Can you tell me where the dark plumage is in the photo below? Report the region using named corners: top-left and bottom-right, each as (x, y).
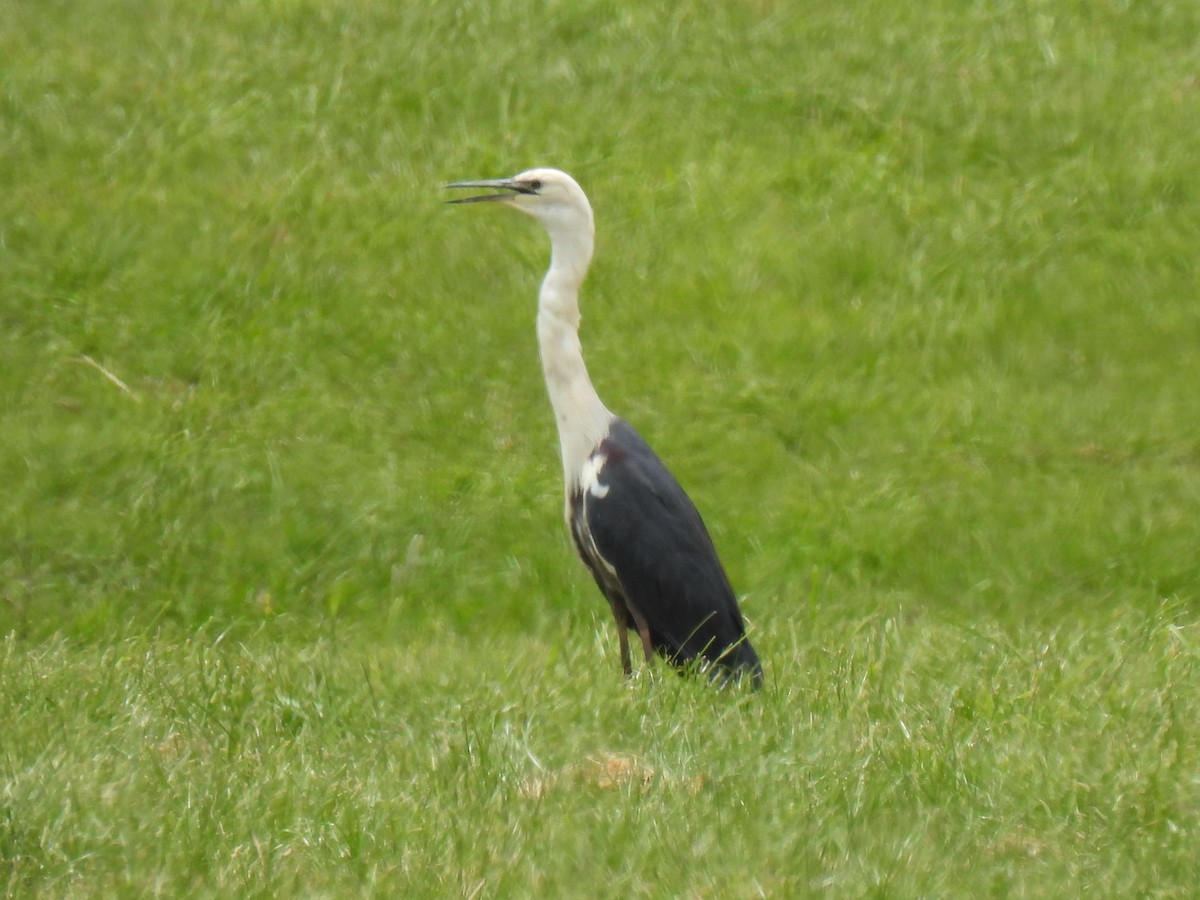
top-left (569, 420), bottom-right (762, 684)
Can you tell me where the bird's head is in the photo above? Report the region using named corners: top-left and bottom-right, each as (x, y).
top-left (445, 167), bottom-right (594, 242)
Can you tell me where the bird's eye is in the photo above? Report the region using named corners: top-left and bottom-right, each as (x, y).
top-left (529, 179), bottom-right (542, 190)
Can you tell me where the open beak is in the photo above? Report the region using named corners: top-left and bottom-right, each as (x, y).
top-left (444, 178), bottom-right (536, 204)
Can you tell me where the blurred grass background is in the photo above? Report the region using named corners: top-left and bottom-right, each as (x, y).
top-left (2, 0), bottom-right (1199, 893)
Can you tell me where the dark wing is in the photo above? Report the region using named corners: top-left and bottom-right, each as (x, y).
top-left (582, 419), bottom-right (761, 677)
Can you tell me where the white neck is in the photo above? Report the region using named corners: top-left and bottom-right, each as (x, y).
top-left (535, 216), bottom-right (614, 489)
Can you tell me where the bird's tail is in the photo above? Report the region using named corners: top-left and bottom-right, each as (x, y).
top-left (720, 637), bottom-right (763, 690)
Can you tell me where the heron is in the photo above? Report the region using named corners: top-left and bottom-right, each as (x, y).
top-left (446, 168), bottom-right (762, 687)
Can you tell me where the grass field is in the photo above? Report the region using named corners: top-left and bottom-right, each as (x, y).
top-left (3, 0), bottom-right (1199, 894)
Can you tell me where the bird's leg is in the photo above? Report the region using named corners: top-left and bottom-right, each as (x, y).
top-left (637, 625), bottom-right (655, 663)
top-left (604, 597), bottom-right (633, 676)
top-left (615, 619), bottom-right (632, 677)
top-left (626, 606), bottom-right (656, 664)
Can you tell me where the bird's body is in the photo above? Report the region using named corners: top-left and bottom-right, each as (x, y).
top-left (447, 168), bottom-right (761, 686)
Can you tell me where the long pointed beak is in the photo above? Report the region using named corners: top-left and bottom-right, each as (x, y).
top-left (444, 178), bottom-right (535, 204)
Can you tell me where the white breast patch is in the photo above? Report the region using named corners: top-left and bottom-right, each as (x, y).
top-left (581, 452), bottom-right (610, 499)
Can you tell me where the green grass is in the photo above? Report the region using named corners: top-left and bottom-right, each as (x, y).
top-left (2, 0), bottom-right (1199, 894)
top-left (4, 613), bottom-right (1199, 895)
